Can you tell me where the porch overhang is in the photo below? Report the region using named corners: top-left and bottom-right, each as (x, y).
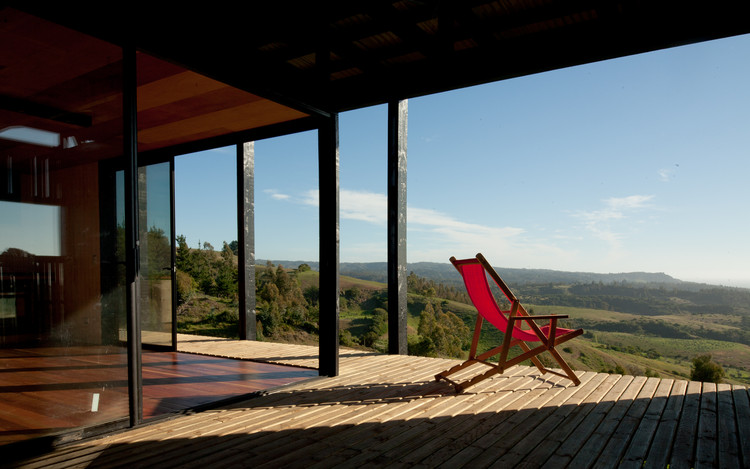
top-left (16, 1), bottom-right (750, 116)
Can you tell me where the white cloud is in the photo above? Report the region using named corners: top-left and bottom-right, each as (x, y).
top-left (296, 188), bottom-right (542, 260)
top-left (269, 188), bottom-right (669, 269)
top-left (658, 164), bottom-right (679, 182)
top-left (606, 194), bottom-right (653, 210)
top-left (304, 189), bottom-right (526, 244)
top-left (285, 188), bottom-right (579, 266)
top-left (302, 189), bottom-right (387, 224)
top-left (576, 195), bottom-right (653, 225)
top-left (264, 189), bottom-right (291, 200)
top-left (341, 190), bottom-right (387, 223)
top-left (573, 194), bottom-right (655, 258)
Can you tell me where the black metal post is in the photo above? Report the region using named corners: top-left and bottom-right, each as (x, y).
top-left (170, 156), bottom-right (177, 349)
top-left (237, 142), bottom-right (256, 340)
top-left (318, 114), bottom-right (339, 377)
top-left (387, 100), bottom-right (408, 355)
top-left (123, 44), bottom-right (143, 426)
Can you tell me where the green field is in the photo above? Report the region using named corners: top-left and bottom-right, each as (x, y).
top-left (177, 266), bottom-right (750, 385)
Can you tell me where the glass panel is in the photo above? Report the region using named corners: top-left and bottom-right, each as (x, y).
top-left (174, 149), bottom-right (239, 339)
top-left (0, 9), bottom-right (128, 446)
top-left (139, 162), bottom-right (174, 348)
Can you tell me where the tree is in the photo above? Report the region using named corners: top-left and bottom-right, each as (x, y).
top-left (221, 241), bottom-right (234, 261)
top-left (176, 235), bottom-right (190, 271)
top-left (418, 302), bottom-right (438, 338)
top-left (690, 354), bottom-right (725, 383)
top-left (416, 301), bottom-right (470, 358)
top-left (176, 270), bottom-right (196, 305)
top-left (145, 226), bottom-right (171, 279)
top-left (303, 285), bottom-right (319, 306)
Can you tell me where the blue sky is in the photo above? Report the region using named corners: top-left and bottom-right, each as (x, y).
top-left (175, 33), bottom-right (750, 287)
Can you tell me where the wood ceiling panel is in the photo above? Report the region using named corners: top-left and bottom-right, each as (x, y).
top-left (2, 8), bottom-right (311, 160)
top-left (13, 2), bottom-right (750, 122)
top-left (137, 71), bottom-right (229, 112)
top-left (133, 48), bottom-right (310, 152)
top-left (137, 100), bottom-right (308, 151)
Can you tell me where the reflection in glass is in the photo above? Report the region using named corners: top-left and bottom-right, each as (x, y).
top-left (138, 163), bottom-right (174, 348)
top-left (0, 9), bottom-right (128, 446)
top-left (0, 201), bottom-right (61, 256)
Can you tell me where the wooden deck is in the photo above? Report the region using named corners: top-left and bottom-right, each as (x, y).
top-left (9, 334), bottom-right (750, 469)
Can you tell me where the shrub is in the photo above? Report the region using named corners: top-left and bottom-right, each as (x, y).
top-left (690, 354), bottom-right (725, 383)
top-left (339, 330), bottom-right (358, 347)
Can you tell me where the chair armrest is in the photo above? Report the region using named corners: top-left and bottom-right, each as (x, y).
top-left (510, 314), bottom-right (568, 320)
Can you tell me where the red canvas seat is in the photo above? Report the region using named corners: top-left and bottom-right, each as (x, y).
top-left (436, 253), bottom-right (583, 392)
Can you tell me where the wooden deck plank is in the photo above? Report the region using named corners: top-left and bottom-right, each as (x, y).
top-left (324, 373), bottom-right (543, 468)
top-left (361, 377), bottom-right (546, 466)
top-left (475, 374), bottom-right (603, 468)
top-left (734, 385), bottom-right (750, 468)
top-left (581, 376), bottom-right (658, 469)
top-left (455, 376), bottom-right (585, 467)
top-left (7, 339), bottom-right (750, 469)
top-left (340, 368), bottom-right (532, 448)
top-left (63, 405), bottom-right (307, 468)
top-left (597, 377), bottom-right (669, 468)
top-left (544, 374), bottom-right (636, 467)
top-left (513, 373), bottom-right (622, 469)
top-left (667, 380), bottom-right (703, 469)
top-left (200, 370), bottom-right (539, 469)
top-left (91, 381), bottom-right (407, 469)
top-left (396, 377), bottom-right (562, 468)
top-left (619, 378), bottom-right (675, 466)
top-left (404, 375), bottom-right (574, 467)
top-left (152, 360), bottom-right (469, 469)
top-left (488, 372), bottom-right (609, 467)
top-left (642, 379), bottom-right (688, 469)
top-left (717, 383), bottom-right (740, 468)
top-left (263, 394), bottom-right (477, 468)
top-left (694, 382), bottom-right (718, 469)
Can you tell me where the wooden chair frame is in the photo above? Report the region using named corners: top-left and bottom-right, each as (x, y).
top-left (436, 253), bottom-right (583, 392)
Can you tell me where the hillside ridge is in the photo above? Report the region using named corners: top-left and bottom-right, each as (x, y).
top-left (260, 259), bottom-right (688, 287)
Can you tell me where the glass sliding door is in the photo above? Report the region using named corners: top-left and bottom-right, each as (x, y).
top-left (138, 161), bottom-right (175, 349)
top-left (0, 9), bottom-right (129, 446)
top-left (111, 159), bottom-right (175, 349)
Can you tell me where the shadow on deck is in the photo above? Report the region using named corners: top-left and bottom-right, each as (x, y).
top-left (9, 335), bottom-right (750, 469)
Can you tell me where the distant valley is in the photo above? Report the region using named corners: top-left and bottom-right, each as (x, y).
top-left (260, 259), bottom-right (727, 290)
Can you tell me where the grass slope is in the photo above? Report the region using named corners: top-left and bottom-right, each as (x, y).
top-left (178, 268), bottom-right (750, 385)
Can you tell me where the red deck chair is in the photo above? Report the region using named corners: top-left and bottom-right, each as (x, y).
top-left (436, 253), bottom-right (583, 392)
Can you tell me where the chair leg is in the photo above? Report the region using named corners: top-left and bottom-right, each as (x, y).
top-left (468, 314), bottom-right (483, 359)
top-left (436, 329), bottom-right (585, 391)
top-left (518, 341), bottom-right (547, 374)
top-left (547, 346), bottom-right (580, 385)
top-left (435, 359), bottom-right (479, 383)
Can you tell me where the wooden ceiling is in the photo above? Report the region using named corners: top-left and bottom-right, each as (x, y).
top-left (15, 0), bottom-right (750, 118)
top-left (135, 54), bottom-right (308, 152)
top-left (0, 8), bottom-right (309, 162)
top-left (3, 0), bottom-right (750, 166)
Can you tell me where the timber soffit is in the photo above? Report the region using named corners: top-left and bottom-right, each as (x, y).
top-left (16, 1), bottom-right (750, 116)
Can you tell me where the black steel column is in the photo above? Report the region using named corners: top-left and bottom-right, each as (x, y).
top-left (237, 142), bottom-right (256, 340)
top-left (318, 114), bottom-right (340, 377)
top-left (387, 100), bottom-right (408, 355)
top-left (123, 45), bottom-right (142, 425)
top-left (170, 157), bottom-right (177, 350)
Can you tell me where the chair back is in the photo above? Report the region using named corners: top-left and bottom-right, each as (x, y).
top-left (451, 254), bottom-right (543, 342)
top-left (451, 256), bottom-right (513, 333)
